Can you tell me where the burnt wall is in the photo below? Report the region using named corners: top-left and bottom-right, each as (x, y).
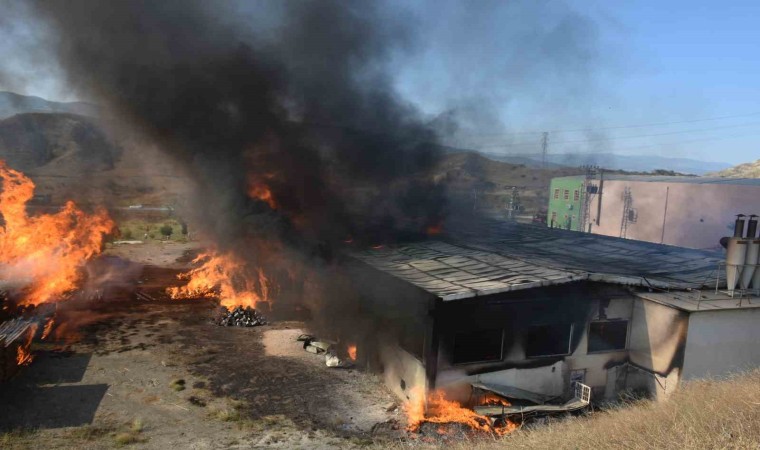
top-left (433, 281), bottom-right (636, 401)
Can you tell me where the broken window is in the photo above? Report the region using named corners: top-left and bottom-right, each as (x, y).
top-left (524, 323), bottom-right (573, 358)
top-left (587, 320), bottom-right (628, 353)
top-left (452, 329), bottom-right (504, 364)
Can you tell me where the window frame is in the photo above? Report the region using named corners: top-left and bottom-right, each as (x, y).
top-left (554, 188), bottom-right (560, 200)
top-left (586, 320), bottom-right (629, 354)
top-left (574, 189), bottom-right (580, 201)
top-left (524, 323), bottom-right (574, 359)
top-left (563, 189), bottom-right (570, 200)
top-left (451, 328), bottom-right (505, 365)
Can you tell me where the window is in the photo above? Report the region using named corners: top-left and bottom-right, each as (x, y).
top-left (452, 329), bottom-right (504, 364)
top-left (587, 321), bottom-right (628, 353)
top-left (563, 189), bottom-right (569, 200)
top-left (550, 211), bottom-right (557, 226)
top-left (524, 323), bottom-right (573, 358)
top-left (553, 188), bottom-right (560, 199)
top-left (574, 190), bottom-right (580, 201)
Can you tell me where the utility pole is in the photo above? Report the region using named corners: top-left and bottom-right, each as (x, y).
top-left (541, 132), bottom-right (549, 170)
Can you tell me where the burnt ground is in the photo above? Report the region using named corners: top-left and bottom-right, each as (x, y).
top-left (0, 243), bottom-right (404, 449)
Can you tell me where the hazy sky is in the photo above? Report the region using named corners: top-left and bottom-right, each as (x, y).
top-left (1, 0), bottom-right (758, 165)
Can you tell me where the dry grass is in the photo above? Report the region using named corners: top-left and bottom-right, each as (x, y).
top-left (390, 369), bottom-right (760, 450)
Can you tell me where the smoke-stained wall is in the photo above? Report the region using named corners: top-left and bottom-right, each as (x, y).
top-left (432, 282), bottom-right (635, 402)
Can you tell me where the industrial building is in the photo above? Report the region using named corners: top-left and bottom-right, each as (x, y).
top-left (348, 218), bottom-right (760, 410)
top-left (547, 174), bottom-right (760, 249)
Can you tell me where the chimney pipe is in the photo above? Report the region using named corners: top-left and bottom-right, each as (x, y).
top-left (734, 214), bottom-right (746, 238)
top-left (747, 214), bottom-right (758, 238)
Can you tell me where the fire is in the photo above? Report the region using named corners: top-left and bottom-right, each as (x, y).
top-left (426, 223), bottom-right (443, 235)
top-left (15, 322), bottom-right (37, 366)
top-left (167, 250), bottom-right (272, 310)
top-left (16, 345), bottom-right (32, 365)
top-left (347, 344), bottom-right (357, 361)
top-left (0, 160), bottom-right (114, 305)
top-left (405, 388), bottom-right (517, 436)
top-left (481, 392), bottom-right (511, 407)
top-left (41, 318), bottom-right (55, 340)
top-left (248, 180), bottom-right (277, 210)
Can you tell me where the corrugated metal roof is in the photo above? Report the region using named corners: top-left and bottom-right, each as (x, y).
top-left (351, 220), bottom-right (724, 301)
top-left (552, 175), bottom-right (760, 186)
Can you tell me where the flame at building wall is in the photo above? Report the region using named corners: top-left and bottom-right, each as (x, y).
top-left (405, 387), bottom-right (517, 436)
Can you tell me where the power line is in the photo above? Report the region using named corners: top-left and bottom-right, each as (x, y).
top-left (453, 110), bottom-right (760, 138)
top-left (461, 120), bottom-right (760, 150)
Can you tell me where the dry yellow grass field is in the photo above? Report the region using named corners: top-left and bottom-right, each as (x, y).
top-left (390, 369), bottom-right (760, 450)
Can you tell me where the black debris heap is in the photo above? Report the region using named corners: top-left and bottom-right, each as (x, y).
top-left (213, 306), bottom-right (267, 327)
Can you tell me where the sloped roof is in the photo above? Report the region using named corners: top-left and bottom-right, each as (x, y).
top-left (351, 220), bottom-right (724, 301)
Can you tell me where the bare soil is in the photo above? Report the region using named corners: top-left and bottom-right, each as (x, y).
top-left (0, 242), bottom-right (403, 449)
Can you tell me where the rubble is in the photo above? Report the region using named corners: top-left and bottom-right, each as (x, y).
top-left (0, 318), bottom-right (37, 381)
top-left (212, 306), bottom-right (267, 327)
top-left (297, 334), bottom-right (353, 368)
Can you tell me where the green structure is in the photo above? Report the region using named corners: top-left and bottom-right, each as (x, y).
top-left (547, 176), bottom-right (585, 230)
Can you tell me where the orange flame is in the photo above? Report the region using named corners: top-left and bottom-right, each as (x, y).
top-left (41, 318), bottom-right (55, 340)
top-left (426, 223), bottom-right (443, 236)
top-left (347, 344), bottom-right (357, 361)
top-left (481, 392), bottom-right (511, 407)
top-left (405, 388), bottom-right (516, 436)
top-left (167, 250), bottom-right (272, 310)
top-left (16, 345), bottom-right (32, 365)
top-left (248, 181), bottom-right (277, 210)
top-left (15, 323), bottom-right (38, 366)
top-left (0, 160), bottom-right (114, 305)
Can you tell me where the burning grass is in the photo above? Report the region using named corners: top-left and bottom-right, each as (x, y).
top-left (405, 388), bottom-right (517, 437)
top-left (393, 369), bottom-right (760, 450)
top-left (166, 250), bottom-right (272, 310)
top-left (0, 160), bottom-right (114, 306)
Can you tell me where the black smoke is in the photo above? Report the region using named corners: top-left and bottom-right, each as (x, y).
top-left (26, 0), bottom-right (445, 253)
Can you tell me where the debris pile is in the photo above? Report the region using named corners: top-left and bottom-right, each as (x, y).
top-left (0, 318), bottom-right (38, 381)
top-left (213, 306), bottom-right (267, 327)
top-left (297, 334), bottom-right (354, 368)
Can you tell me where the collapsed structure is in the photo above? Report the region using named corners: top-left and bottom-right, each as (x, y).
top-left (348, 218), bottom-right (760, 412)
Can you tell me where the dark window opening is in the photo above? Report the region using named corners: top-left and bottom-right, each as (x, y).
top-left (554, 189), bottom-right (560, 199)
top-left (588, 320), bottom-right (628, 353)
top-left (573, 190), bottom-right (580, 201)
top-left (525, 323), bottom-right (573, 358)
top-left (452, 329), bottom-right (504, 364)
top-left (563, 189), bottom-right (570, 200)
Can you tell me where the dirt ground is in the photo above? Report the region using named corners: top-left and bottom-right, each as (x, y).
top-left (0, 242), bottom-right (404, 449)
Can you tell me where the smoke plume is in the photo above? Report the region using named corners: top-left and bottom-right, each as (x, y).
top-left (26, 0), bottom-right (445, 254)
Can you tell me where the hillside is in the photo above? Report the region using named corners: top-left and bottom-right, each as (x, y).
top-left (0, 112), bottom-right (119, 172)
top-left (711, 158), bottom-right (760, 178)
top-left (0, 91), bottom-right (96, 119)
top-left (481, 151), bottom-right (731, 175)
top-left (437, 151), bottom-right (584, 215)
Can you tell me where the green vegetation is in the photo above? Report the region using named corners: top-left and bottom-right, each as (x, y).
top-left (169, 378), bottom-right (186, 392)
top-left (159, 224), bottom-right (174, 239)
top-left (116, 218), bottom-right (188, 242)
